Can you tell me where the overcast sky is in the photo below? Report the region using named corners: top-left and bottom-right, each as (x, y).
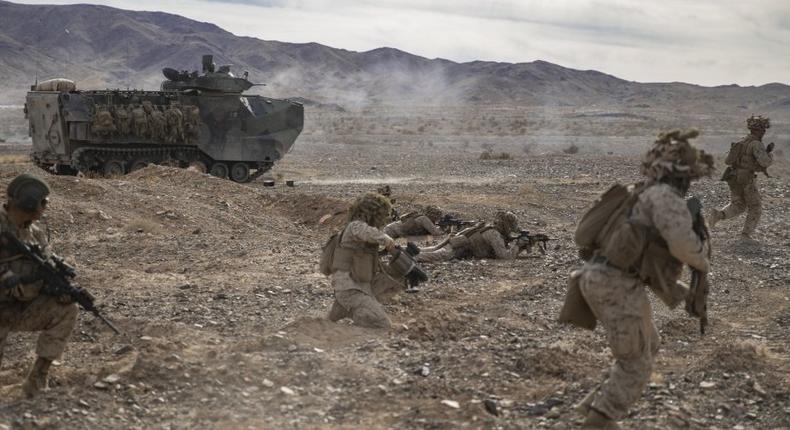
top-left (14, 0), bottom-right (790, 86)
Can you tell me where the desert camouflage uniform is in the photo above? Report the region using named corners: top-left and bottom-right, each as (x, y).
top-left (166, 105), bottom-right (185, 144)
top-left (131, 105), bottom-right (149, 138)
top-left (417, 226), bottom-right (520, 263)
top-left (91, 105), bottom-right (116, 137)
top-left (0, 208), bottom-right (78, 363)
top-left (712, 133), bottom-right (773, 237)
top-left (184, 106), bottom-right (201, 144)
top-left (578, 184), bottom-right (709, 421)
top-left (149, 107), bottom-right (167, 141)
top-left (383, 214), bottom-right (443, 238)
top-left (328, 220), bottom-right (394, 329)
top-left (113, 105), bottom-right (131, 136)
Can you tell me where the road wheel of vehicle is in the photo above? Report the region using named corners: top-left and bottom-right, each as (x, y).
top-left (129, 159), bottom-right (151, 172)
top-left (229, 162), bottom-right (251, 183)
top-left (188, 160), bottom-right (208, 173)
top-left (103, 159), bottom-right (125, 177)
top-left (209, 162), bottom-right (229, 179)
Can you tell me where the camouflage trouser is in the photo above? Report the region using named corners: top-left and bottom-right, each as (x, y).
top-left (371, 271), bottom-right (405, 304)
top-left (416, 247), bottom-right (454, 263)
top-left (0, 295), bottom-right (79, 361)
top-left (328, 272), bottom-right (391, 329)
top-left (718, 179), bottom-right (761, 236)
top-left (578, 262), bottom-right (660, 420)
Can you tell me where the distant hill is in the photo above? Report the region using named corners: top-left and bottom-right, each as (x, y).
top-left (1, 0), bottom-right (789, 113)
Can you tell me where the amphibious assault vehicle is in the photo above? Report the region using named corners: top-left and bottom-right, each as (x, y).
top-left (25, 55), bottom-right (303, 182)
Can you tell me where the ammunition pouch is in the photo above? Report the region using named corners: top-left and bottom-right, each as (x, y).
top-left (331, 241), bottom-right (378, 283)
top-left (639, 241), bottom-right (684, 307)
top-left (449, 235), bottom-right (471, 249)
top-left (720, 166), bottom-right (736, 183)
top-left (558, 270), bottom-right (597, 330)
top-left (598, 220), bottom-right (648, 272)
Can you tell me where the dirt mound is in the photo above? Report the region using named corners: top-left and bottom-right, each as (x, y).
top-left (406, 311), bottom-right (476, 342)
top-left (280, 317), bottom-right (380, 349)
top-left (705, 340), bottom-right (773, 372)
top-left (267, 193), bottom-right (350, 228)
top-left (126, 164), bottom-right (246, 192)
top-left (514, 341), bottom-right (598, 379)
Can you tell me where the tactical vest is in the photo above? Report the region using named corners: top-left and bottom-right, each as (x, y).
top-left (456, 222), bottom-right (488, 238)
top-left (0, 208), bottom-right (48, 301)
top-left (399, 211), bottom-right (417, 221)
top-left (468, 226), bottom-right (499, 258)
top-left (581, 185), bottom-right (684, 302)
top-left (330, 231), bottom-right (380, 283)
top-left (638, 234), bottom-right (685, 307)
top-left (725, 135), bottom-right (761, 171)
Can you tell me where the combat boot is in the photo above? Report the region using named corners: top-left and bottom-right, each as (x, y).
top-left (21, 357), bottom-right (52, 398)
top-left (582, 409), bottom-right (621, 430)
top-left (327, 300), bottom-right (349, 322)
top-left (707, 210), bottom-right (723, 229)
top-left (739, 233), bottom-right (759, 245)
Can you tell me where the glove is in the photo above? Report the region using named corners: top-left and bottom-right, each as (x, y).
top-left (766, 142), bottom-right (775, 153)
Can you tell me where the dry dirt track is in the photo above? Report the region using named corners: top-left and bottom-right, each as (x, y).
top-left (0, 142), bottom-right (788, 429)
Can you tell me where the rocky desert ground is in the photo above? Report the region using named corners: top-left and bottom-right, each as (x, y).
top-left (0, 106), bottom-right (789, 430)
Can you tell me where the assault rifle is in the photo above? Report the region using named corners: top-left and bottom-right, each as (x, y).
top-left (506, 230), bottom-right (551, 254)
top-left (0, 232), bottom-right (121, 334)
top-left (437, 214), bottom-right (477, 230)
top-left (759, 142), bottom-right (775, 178)
top-left (685, 197), bottom-right (710, 335)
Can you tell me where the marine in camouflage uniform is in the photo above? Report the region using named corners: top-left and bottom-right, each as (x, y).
top-left (131, 104), bottom-right (149, 138)
top-left (148, 105), bottom-right (167, 141)
top-left (0, 174), bottom-right (78, 398)
top-left (326, 193), bottom-right (397, 329)
top-left (183, 105), bottom-right (201, 144)
top-left (113, 105), bottom-right (131, 136)
top-left (708, 115), bottom-right (774, 240)
top-left (574, 130), bottom-right (712, 429)
top-left (416, 211), bottom-right (522, 263)
top-left (165, 103), bottom-right (185, 144)
top-left (383, 205), bottom-right (444, 238)
top-left (91, 105), bottom-right (116, 137)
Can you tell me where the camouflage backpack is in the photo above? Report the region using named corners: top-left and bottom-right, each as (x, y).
top-left (319, 228), bottom-right (346, 276)
top-left (724, 138), bottom-right (746, 167)
top-left (574, 183), bottom-right (646, 264)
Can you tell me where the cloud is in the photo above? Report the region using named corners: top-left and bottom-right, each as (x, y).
top-left (12, 0), bottom-right (790, 86)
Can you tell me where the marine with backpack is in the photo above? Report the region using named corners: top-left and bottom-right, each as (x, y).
top-left (559, 130), bottom-right (714, 429)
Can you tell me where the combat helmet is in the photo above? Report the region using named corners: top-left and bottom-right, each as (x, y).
top-left (493, 211), bottom-right (519, 235)
top-left (6, 173), bottom-right (50, 213)
top-left (424, 205), bottom-right (443, 223)
top-left (348, 193), bottom-right (392, 228)
top-left (746, 115), bottom-right (770, 133)
top-left (641, 129), bottom-right (714, 182)
top-left (376, 185), bottom-right (392, 197)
